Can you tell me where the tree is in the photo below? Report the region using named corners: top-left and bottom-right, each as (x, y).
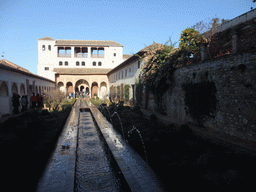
top-left (179, 27), bottom-right (200, 58)
top-left (192, 17), bottom-right (227, 60)
top-left (44, 89), bottom-right (66, 111)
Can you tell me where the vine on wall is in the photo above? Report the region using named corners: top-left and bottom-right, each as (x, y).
top-left (117, 85), bottom-right (121, 101)
top-left (124, 84), bottom-right (130, 103)
top-left (135, 80), bottom-right (143, 106)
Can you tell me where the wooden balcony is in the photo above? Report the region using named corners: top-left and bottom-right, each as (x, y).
top-left (91, 54), bottom-right (104, 58)
top-left (58, 53), bottom-right (71, 57)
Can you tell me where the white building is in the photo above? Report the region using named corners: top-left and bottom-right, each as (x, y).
top-left (0, 59), bottom-right (55, 115)
top-left (37, 37), bottom-right (131, 97)
top-left (107, 42), bottom-right (161, 103)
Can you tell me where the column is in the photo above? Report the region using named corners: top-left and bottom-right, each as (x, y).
top-left (231, 28), bottom-right (238, 54)
top-left (71, 47), bottom-right (74, 58)
top-left (88, 47), bottom-right (91, 58)
top-left (200, 43), bottom-right (209, 61)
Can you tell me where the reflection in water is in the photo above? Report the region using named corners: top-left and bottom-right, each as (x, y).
top-left (75, 111), bottom-right (126, 192)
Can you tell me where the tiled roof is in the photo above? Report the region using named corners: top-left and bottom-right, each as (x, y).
top-left (123, 54), bottom-right (133, 59)
top-left (0, 59), bottom-right (55, 83)
top-left (38, 36), bottom-right (55, 40)
top-left (107, 42), bottom-right (164, 75)
top-left (55, 39), bottom-right (123, 47)
top-left (53, 68), bottom-right (112, 75)
top-left (0, 59), bottom-right (31, 73)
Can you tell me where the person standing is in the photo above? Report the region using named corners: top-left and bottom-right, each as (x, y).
top-left (21, 95), bottom-right (27, 112)
top-left (30, 92), bottom-right (37, 109)
top-left (12, 93), bottom-right (20, 114)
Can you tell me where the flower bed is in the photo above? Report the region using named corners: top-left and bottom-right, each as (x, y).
top-left (99, 103), bottom-right (256, 191)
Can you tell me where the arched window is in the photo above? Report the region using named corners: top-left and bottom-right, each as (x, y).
top-left (42, 45), bottom-right (45, 51)
top-left (59, 61), bottom-right (63, 66)
top-left (65, 61), bottom-right (68, 66)
top-left (82, 61), bottom-right (85, 66)
top-left (93, 61), bottom-right (96, 66)
top-left (48, 45), bottom-right (51, 51)
top-left (98, 62), bottom-right (102, 66)
top-left (0, 81), bottom-right (8, 96)
top-left (76, 61), bottom-right (80, 66)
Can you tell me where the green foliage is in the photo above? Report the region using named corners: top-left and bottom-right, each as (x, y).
top-left (182, 80), bottom-right (217, 125)
top-left (141, 39), bottom-right (178, 95)
top-left (135, 80), bottom-right (143, 106)
top-left (94, 93), bottom-right (97, 97)
top-left (96, 96), bottom-right (99, 100)
top-left (110, 86), bottom-right (116, 100)
top-left (179, 27), bottom-right (200, 57)
top-left (90, 98), bottom-right (103, 106)
top-left (124, 84), bottom-right (130, 103)
top-left (117, 85), bottom-right (121, 100)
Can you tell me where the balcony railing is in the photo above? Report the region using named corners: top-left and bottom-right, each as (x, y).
top-left (91, 54), bottom-right (104, 58)
top-left (74, 53), bottom-right (88, 58)
top-left (58, 53), bottom-right (71, 57)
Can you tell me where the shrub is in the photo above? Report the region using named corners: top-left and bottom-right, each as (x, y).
top-left (124, 84), bottom-right (130, 103)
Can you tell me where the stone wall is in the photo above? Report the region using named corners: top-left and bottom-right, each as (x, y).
top-left (145, 51), bottom-right (256, 141)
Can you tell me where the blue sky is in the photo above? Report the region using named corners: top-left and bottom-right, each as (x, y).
top-left (0, 0), bottom-right (254, 75)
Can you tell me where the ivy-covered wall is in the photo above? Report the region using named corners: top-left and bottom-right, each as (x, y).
top-left (145, 50), bottom-right (256, 141)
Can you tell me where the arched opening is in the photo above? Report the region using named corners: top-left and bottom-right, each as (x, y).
top-left (75, 79), bottom-right (89, 96)
top-left (86, 87), bottom-right (89, 95)
top-left (58, 82), bottom-right (65, 92)
top-left (66, 82), bottom-right (73, 96)
top-left (100, 82), bottom-right (107, 98)
top-left (11, 83), bottom-right (18, 94)
top-left (80, 86), bottom-right (84, 92)
top-left (91, 82), bottom-right (98, 98)
top-left (0, 81), bottom-right (8, 97)
top-left (20, 84), bottom-right (25, 96)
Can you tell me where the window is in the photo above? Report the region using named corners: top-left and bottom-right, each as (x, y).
top-left (129, 68), bottom-right (131, 73)
top-left (138, 60), bottom-right (140, 68)
top-left (114, 53), bottom-right (116, 57)
top-left (45, 67), bottom-right (49, 71)
top-left (59, 61), bottom-right (63, 66)
top-left (76, 61), bottom-right (80, 66)
top-left (65, 61), bottom-right (68, 66)
top-left (125, 69), bottom-right (127, 77)
top-left (42, 45), bottom-right (45, 51)
top-left (98, 62), bottom-right (102, 66)
top-left (48, 45), bottom-right (51, 51)
top-left (93, 61), bottom-right (96, 66)
top-left (82, 61), bottom-right (85, 66)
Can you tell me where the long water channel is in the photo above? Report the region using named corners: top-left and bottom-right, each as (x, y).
top-left (75, 107), bottom-right (130, 191)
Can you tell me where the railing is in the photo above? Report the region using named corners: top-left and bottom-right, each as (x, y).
top-left (91, 54), bottom-right (104, 58)
top-left (58, 53), bottom-right (71, 57)
top-left (74, 53), bottom-right (88, 58)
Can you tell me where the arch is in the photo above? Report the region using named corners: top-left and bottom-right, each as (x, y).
top-left (75, 79), bottom-right (89, 95)
top-left (100, 81), bottom-right (107, 98)
top-left (76, 61), bottom-right (80, 66)
top-left (0, 81), bottom-right (8, 97)
top-left (11, 83), bottom-right (18, 94)
top-left (20, 84), bottom-right (25, 96)
top-left (66, 82), bottom-right (73, 94)
top-left (91, 82), bottom-right (98, 97)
